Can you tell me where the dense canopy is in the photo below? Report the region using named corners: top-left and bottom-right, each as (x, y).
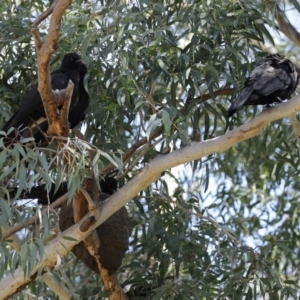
top-left (1, 0), bottom-right (300, 299)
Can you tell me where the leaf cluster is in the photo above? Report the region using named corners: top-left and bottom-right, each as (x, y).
top-left (1, 0), bottom-right (300, 299)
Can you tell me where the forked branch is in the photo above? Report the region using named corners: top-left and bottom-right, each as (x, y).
top-left (31, 0), bottom-right (73, 138)
top-left (2, 94), bottom-right (300, 299)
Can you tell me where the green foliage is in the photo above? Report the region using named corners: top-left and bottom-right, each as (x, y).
top-left (1, 0), bottom-right (300, 299)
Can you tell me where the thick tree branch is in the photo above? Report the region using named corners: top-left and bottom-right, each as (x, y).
top-left (102, 273), bottom-right (128, 300)
top-left (2, 95), bottom-right (300, 298)
top-left (42, 273), bottom-right (77, 300)
top-left (289, 114), bottom-right (300, 139)
top-left (73, 182), bottom-right (127, 299)
top-left (31, 0), bottom-right (73, 138)
top-left (1, 225), bottom-right (21, 249)
top-left (3, 220), bottom-right (74, 299)
top-left (276, 4), bottom-right (300, 48)
top-left (2, 193), bottom-right (68, 241)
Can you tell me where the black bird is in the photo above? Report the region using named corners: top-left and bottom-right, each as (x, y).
top-left (9, 177), bottom-right (130, 275)
top-left (227, 54), bottom-right (299, 117)
top-left (2, 53), bottom-right (89, 146)
top-left (9, 177), bottom-right (118, 205)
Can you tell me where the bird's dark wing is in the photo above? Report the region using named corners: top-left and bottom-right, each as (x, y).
top-left (8, 174), bottom-right (130, 274)
top-left (227, 58), bottom-right (298, 117)
top-left (227, 83), bottom-right (255, 117)
top-left (51, 71), bottom-right (70, 91)
top-left (2, 83), bottom-right (42, 132)
top-left (68, 67), bottom-right (89, 128)
top-left (227, 63), bottom-right (271, 116)
top-left (252, 63), bottom-right (292, 96)
top-left (2, 71), bottom-right (71, 140)
top-left (1, 53), bottom-right (88, 146)
top-left (100, 177), bottom-right (118, 194)
top-left (8, 177), bottom-right (117, 204)
top-left (9, 183), bottom-right (68, 204)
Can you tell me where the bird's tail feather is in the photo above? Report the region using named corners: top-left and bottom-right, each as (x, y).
top-left (227, 86), bottom-right (254, 117)
top-left (8, 184), bottom-right (68, 204)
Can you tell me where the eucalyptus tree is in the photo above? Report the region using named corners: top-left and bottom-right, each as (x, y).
top-left (1, 0), bottom-right (300, 299)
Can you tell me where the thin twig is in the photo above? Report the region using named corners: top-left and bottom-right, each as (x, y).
top-left (42, 272), bottom-right (78, 300)
top-left (2, 193), bottom-right (68, 241)
top-left (119, 136), bottom-right (164, 180)
top-left (32, 0), bottom-right (73, 138)
top-left (99, 87), bottom-right (235, 175)
top-left (137, 195), bottom-right (238, 242)
top-left (32, 0), bottom-right (60, 27)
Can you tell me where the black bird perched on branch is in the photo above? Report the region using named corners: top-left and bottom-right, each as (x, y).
top-left (59, 180), bottom-right (130, 275)
top-left (9, 177), bottom-right (130, 275)
top-left (2, 53), bottom-right (89, 146)
top-left (227, 54), bottom-right (299, 117)
top-left (10, 177), bottom-right (117, 205)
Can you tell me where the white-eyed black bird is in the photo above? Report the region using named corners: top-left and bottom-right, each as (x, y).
top-left (227, 54), bottom-right (299, 117)
top-left (2, 53), bottom-right (89, 146)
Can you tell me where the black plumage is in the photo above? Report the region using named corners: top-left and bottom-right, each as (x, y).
top-left (67, 61), bottom-right (89, 128)
top-left (9, 177), bottom-right (130, 274)
top-left (2, 53), bottom-right (89, 146)
top-left (227, 54), bottom-right (299, 117)
top-left (10, 177), bottom-right (118, 205)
